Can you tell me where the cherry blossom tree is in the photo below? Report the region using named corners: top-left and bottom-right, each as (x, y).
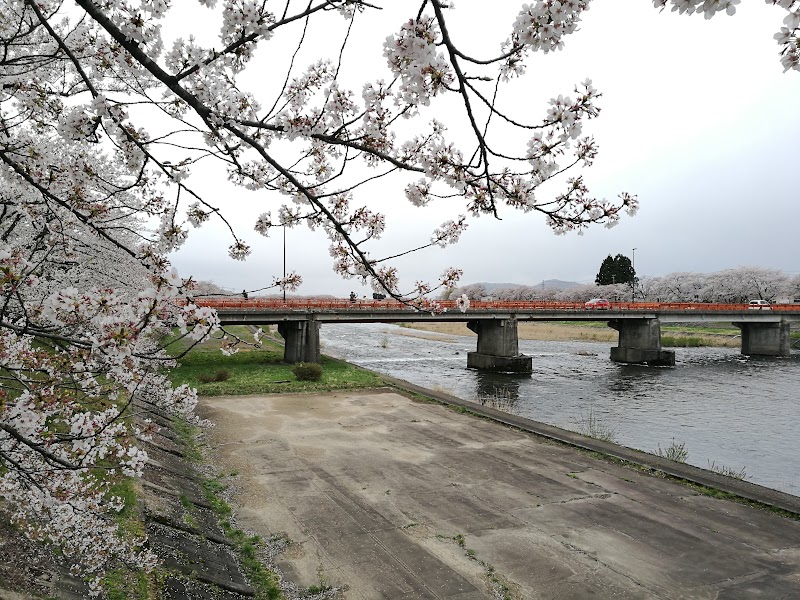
top-left (637, 268), bottom-right (792, 303)
top-left (645, 272), bottom-right (707, 302)
top-left (455, 283), bottom-right (489, 300)
top-left (1, 0), bottom-right (798, 591)
top-left (699, 267), bottom-right (790, 303)
top-left (787, 274), bottom-right (800, 301)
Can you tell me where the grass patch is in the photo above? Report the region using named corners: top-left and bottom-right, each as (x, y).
top-left (550, 321), bottom-right (741, 335)
top-left (172, 415), bottom-right (285, 599)
top-left (200, 476), bottom-right (283, 600)
top-left (661, 336), bottom-right (706, 347)
top-left (307, 584), bottom-right (334, 594)
top-left (105, 477), bottom-right (145, 539)
top-left (99, 477), bottom-right (162, 599)
top-left (103, 569), bottom-right (151, 600)
top-left (172, 418), bottom-right (204, 463)
top-left (549, 320), bottom-right (608, 328)
top-left (165, 327), bottom-right (382, 396)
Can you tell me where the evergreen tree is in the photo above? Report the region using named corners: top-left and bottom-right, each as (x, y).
top-left (595, 254), bottom-right (636, 285)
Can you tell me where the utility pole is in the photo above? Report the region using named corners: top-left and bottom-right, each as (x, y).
top-left (632, 247), bottom-right (637, 302)
top-left (283, 225), bottom-right (286, 303)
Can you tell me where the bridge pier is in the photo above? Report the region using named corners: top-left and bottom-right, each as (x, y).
top-left (466, 319), bottom-right (532, 373)
top-left (609, 319), bottom-right (675, 366)
top-left (278, 320), bottom-right (320, 363)
top-left (735, 320), bottom-right (791, 357)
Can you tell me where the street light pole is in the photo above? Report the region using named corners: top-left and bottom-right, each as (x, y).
top-left (283, 225), bottom-right (286, 303)
top-left (632, 247), bottom-right (637, 301)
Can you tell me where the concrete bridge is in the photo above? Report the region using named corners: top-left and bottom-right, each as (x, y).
top-left (196, 299), bottom-right (800, 372)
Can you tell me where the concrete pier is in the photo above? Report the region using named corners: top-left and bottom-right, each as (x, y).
top-left (735, 320), bottom-right (791, 357)
top-left (278, 320), bottom-right (320, 363)
top-left (609, 318), bottom-right (675, 366)
top-left (466, 319), bottom-right (532, 372)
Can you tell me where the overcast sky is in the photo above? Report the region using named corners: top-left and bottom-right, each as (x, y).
top-left (168, 1), bottom-right (800, 296)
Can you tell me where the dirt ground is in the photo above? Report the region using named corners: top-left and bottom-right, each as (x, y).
top-left (399, 321), bottom-right (741, 347)
top-left (199, 390), bottom-right (800, 600)
top-left (400, 321), bottom-right (617, 342)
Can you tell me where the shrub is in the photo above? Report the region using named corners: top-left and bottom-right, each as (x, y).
top-left (198, 369), bottom-right (231, 384)
top-left (292, 362), bottom-right (323, 381)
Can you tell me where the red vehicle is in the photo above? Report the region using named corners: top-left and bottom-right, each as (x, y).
top-left (584, 298), bottom-right (611, 310)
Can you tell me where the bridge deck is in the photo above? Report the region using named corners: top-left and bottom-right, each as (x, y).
top-left (194, 299), bottom-right (800, 325)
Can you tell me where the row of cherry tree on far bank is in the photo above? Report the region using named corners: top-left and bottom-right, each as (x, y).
top-left (448, 266), bottom-right (800, 304)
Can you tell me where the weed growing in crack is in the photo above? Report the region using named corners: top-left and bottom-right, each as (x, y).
top-left (449, 533), bottom-right (513, 600)
top-left (476, 387), bottom-right (519, 414)
top-left (707, 460), bottom-right (750, 481)
top-left (573, 409), bottom-right (618, 443)
top-left (655, 439), bottom-right (688, 463)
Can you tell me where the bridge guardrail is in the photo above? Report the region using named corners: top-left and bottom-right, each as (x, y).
top-left (189, 298), bottom-right (800, 313)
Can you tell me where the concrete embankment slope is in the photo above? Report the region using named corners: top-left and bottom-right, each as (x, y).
top-left (0, 397), bottom-right (257, 600)
top-left (380, 375), bottom-right (800, 516)
top-left (200, 388), bottom-right (800, 600)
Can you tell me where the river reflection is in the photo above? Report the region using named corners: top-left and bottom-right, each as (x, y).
top-left (473, 370), bottom-right (526, 400)
top-left (319, 322), bottom-right (800, 495)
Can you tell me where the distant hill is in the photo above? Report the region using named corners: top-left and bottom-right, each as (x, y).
top-left (535, 279), bottom-right (582, 290)
top-left (477, 279), bottom-right (582, 291)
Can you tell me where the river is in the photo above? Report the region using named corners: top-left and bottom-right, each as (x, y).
top-left (318, 322), bottom-right (800, 496)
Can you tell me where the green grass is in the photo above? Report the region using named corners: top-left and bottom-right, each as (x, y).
top-left (561, 321), bottom-right (741, 334)
top-left (201, 475), bottom-right (283, 599)
top-left (172, 418), bottom-right (204, 462)
top-left (103, 569), bottom-right (150, 600)
top-left (99, 477), bottom-right (159, 599)
top-left (105, 477), bottom-right (145, 538)
top-left (165, 326), bottom-right (383, 396)
top-left (552, 320), bottom-right (608, 327)
top-left (171, 416), bottom-right (284, 599)
top-left (661, 336), bottom-right (706, 347)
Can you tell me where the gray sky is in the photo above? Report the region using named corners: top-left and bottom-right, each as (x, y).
top-left (169, 1), bottom-right (800, 296)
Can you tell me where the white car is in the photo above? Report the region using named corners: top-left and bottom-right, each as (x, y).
top-left (747, 300), bottom-right (771, 310)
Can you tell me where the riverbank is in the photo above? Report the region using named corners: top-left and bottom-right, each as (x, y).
top-left (398, 321), bottom-right (743, 347)
top-left (199, 387), bottom-right (800, 599)
top-left (185, 328), bottom-right (798, 598)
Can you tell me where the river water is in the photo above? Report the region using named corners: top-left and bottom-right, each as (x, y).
top-left (319, 322), bottom-right (800, 496)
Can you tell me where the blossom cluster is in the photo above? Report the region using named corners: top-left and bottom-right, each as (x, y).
top-left (384, 18), bottom-right (454, 109)
top-left (502, 1), bottom-right (590, 78)
top-left (653, 0), bottom-right (800, 72)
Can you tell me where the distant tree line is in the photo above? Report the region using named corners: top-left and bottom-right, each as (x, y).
top-left (446, 267), bottom-right (800, 304)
